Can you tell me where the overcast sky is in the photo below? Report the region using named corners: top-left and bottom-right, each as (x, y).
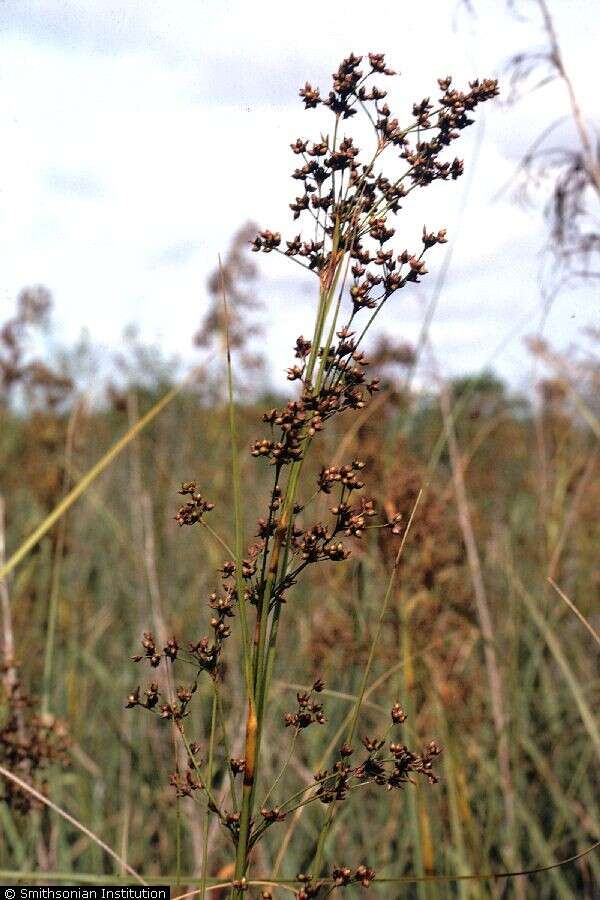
top-left (1, 0), bottom-right (598, 392)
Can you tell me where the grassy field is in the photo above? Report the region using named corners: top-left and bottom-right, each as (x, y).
top-left (1, 363), bottom-right (598, 897)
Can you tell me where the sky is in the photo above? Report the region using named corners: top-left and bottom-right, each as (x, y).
top-left (1, 0), bottom-right (598, 393)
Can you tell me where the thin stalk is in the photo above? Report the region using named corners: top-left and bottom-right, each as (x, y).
top-left (42, 400), bottom-right (80, 715)
top-left (257, 257), bottom-right (343, 707)
top-left (175, 794), bottom-right (182, 892)
top-left (214, 679), bottom-right (238, 811)
top-left (233, 247), bottom-right (347, 894)
top-left (260, 729), bottom-right (299, 810)
top-left (200, 521), bottom-right (235, 559)
top-left (402, 613), bottom-right (428, 900)
top-left (253, 302), bottom-right (335, 790)
top-left (224, 253), bottom-right (257, 893)
top-left (220, 260), bottom-right (254, 699)
top-left (200, 690), bottom-right (218, 900)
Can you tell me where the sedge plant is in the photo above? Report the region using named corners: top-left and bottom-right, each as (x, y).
top-left (126, 52), bottom-right (498, 898)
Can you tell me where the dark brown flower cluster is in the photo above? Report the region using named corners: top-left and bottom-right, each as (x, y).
top-left (169, 768), bottom-right (202, 799)
top-left (125, 678), bottom-right (199, 722)
top-left (283, 465), bottom-right (378, 567)
top-left (251, 704), bottom-right (440, 859)
top-left (169, 742), bottom-right (202, 798)
top-left (174, 482), bottom-right (215, 526)
top-left (253, 338), bottom-right (380, 466)
top-left (284, 679), bottom-right (326, 729)
top-left (295, 862), bottom-right (375, 897)
top-left (128, 599), bottom-right (237, 697)
top-left (232, 457), bottom-right (389, 618)
top-left (174, 462), bottom-right (389, 635)
top-left (260, 804), bottom-right (287, 823)
top-left (130, 630), bottom-right (178, 668)
top-left (331, 864), bottom-right (375, 889)
top-left (252, 54), bottom-right (498, 318)
top-left (127, 492), bottom-right (251, 727)
top-left (0, 676), bottom-right (69, 813)
top-left (312, 732), bottom-right (442, 806)
top-left (127, 630), bottom-right (201, 720)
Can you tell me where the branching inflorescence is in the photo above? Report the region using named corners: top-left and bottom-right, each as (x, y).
top-left (127, 53), bottom-right (498, 896)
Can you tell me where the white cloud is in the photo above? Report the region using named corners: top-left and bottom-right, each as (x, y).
top-left (0, 0), bottom-right (597, 389)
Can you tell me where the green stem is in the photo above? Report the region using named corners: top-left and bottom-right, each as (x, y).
top-left (200, 690), bottom-right (218, 900)
top-left (233, 276), bottom-right (340, 896)
top-left (214, 679), bottom-right (238, 811)
top-left (260, 729), bottom-right (298, 809)
top-left (221, 258), bottom-right (254, 701)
